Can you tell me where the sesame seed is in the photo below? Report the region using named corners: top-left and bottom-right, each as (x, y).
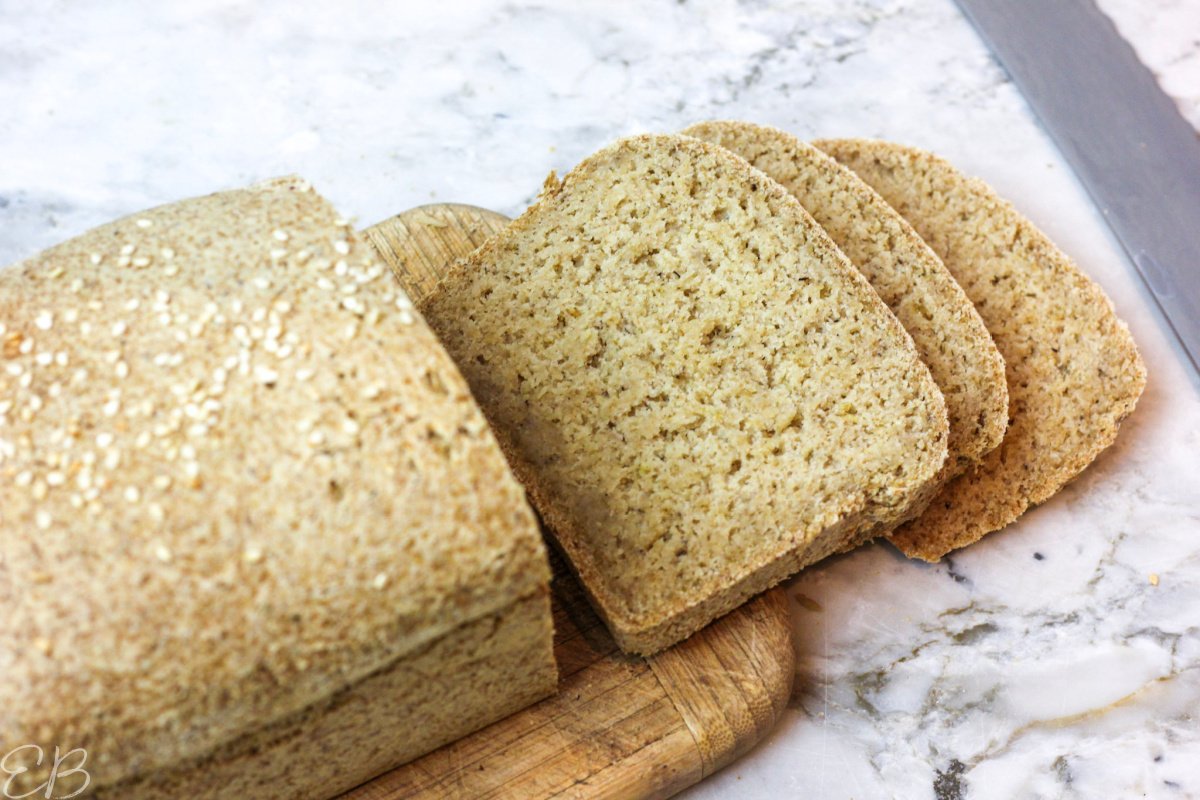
top-left (103, 399), bottom-right (120, 416)
top-left (154, 475), bottom-right (172, 490)
top-left (79, 321), bottom-right (93, 336)
top-left (132, 257), bottom-right (151, 267)
top-left (243, 545), bottom-right (264, 564)
top-left (184, 461), bottom-right (200, 479)
top-left (334, 240), bottom-right (350, 255)
top-left (19, 338), bottom-right (33, 355)
top-left (32, 481), bottom-right (48, 501)
top-left (343, 419), bottom-right (360, 435)
top-left (334, 260), bottom-right (348, 276)
top-left (163, 264), bottom-right (180, 277)
top-left (363, 384), bottom-right (382, 400)
top-left (253, 277), bottom-right (271, 290)
top-left (135, 431), bottom-right (152, 448)
top-left (5, 364), bottom-right (22, 376)
top-left (89, 253), bottom-right (103, 265)
top-left (161, 247), bottom-right (175, 259)
top-left (35, 311), bottom-right (53, 330)
top-left (84, 487), bottom-right (100, 502)
top-left (55, 352), bottom-right (68, 366)
top-left (154, 544), bottom-right (172, 562)
top-left (96, 433), bottom-right (115, 448)
top-left (395, 293), bottom-right (414, 310)
top-left (297, 418), bottom-right (314, 433)
top-left (174, 331), bottom-right (188, 344)
top-left (270, 248), bottom-right (288, 260)
top-left (296, 368), bottom-right (315, 382)
top-left (48, 383), bottom-right (62, 398)
top-left (181, 444), bottom-right (196, 461)
top-left (148, 503), bottom-right (165, 522)
top-left (121, 244), bottom-right (136, 256)
top-left (28, 395), bottom-right (44, 412)
top-left (125, 486), bottom-right (141, 503)
top-left (398, 311), bottom-right (415, 325)
top-left (263, 338), bottom-right (279, 353)
top-left (69, 494), bottom-right (84, 509)
top-left (35, 511), bottom-right (52, 530)
top-left (0, 401), bottom-right (10, 415)
top-left (252, 307), bottom-right (268, 323)
top-left (276, 345), bottom-right (293, 359)
top-left (334, 217), bottom-right (350, 227)
top-left (136, 218), bottom-right (153, 228)
top-left (115, 361), bottom-right (130, 379)
top-left (344, 323), bottom-right (358, 339)
top-left (81, 451), bottom-right (96, 466)
top-left (71, 279), bottom-right (84, 293)
top-left (341, 283), bottom-right (358, 295)
top-left (255, 366), bottom-right (280, 384)
top-left (373, 573), bottom-right (389, 589)
top-left (46, 471), bottom-right (65, 487)
top-left (317, 278), bottom-right (335, 291)
top-left (36, 352), bottom-right (53, 366)
top-left (308, 430), bottom-right (325, 446)
top-left (15, 470), bottom-right (32, 487)
top-left (19, 373), bottom-right (32, 389)
top-left (126, 298), bottom-right (140, 311)
top-left (104, 450), bottom-right (121, 470)
top-left (341, 297), bottom-right (365, 315)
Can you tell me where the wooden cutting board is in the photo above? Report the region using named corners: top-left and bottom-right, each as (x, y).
top-left (345, 204), bottom-right (795, 800)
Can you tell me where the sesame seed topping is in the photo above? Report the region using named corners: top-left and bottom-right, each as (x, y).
top-left (255, 366), bottom-right (280, 384)
top-left (48, 383), bottom-right (62, 398)
top-left (184, 461), bottom-right (200, 479)
top-left (343, 419), bottom-right (360, 435)
top-left (161, 247), bottom-right (175, 259)
top-left (317, 278), bottom-right (335, 291)
top-left (136, 218), bottom-right (153, 228)
top-left (253, 277), bottom-right (271, 290)
top-left (79, 321), bottom-right (93, 336)
top-left (35, 511), bottom-right (52, 530)
top-left (334, 261), bottom-right (348, 276)
top-left (308, 430), bottom-right (325, 446)
top-left (0, 401), bottom-right (10, 415)
top-left (363, 384), bottom-right (382, 400)
top-left (132, 257), bottom-right (151, 267)
top-left (121, 244), bottom-right (136, 256)
top-left (104, 450), bottom-right (121, 470)
top-left (19, 373), bottom-right (32, 389)
top-left (334, 217), bottom-right (350, 227)
top-left (32, 481), bottom-right (48, 501)
top-left (296, 368), bottom-right (315, 382)
top-left (276, 345), bottom-right (293, 359)
top-left (115, 361), bottom-right (130, 379)
top-left (334, 240), bottom-right (350, 255)
top-left (5, 364), bottom-right (23, 376)
top-left (164, 264), bottom-right (180, 277)
top-left (135, 431), bottom-right (152, 448)
top-left (35, 311), bottom-right (53, 330)
top-left (71, 279), bottom-right (84, 293)
top-left (373, 573), bottom-right (389, 589)
top-left (28, 395), bottom-right (44, 412)
top-left (46, 471), bottom-right (65, 487)
top-left (96, 433), bottom-right (115, 448)
top-left (55, 352), bottom-right (68, 366)
top-left (19, 338), bottom-right (33, 355)
top-left (36, 352), bottom-right (53, 366)
top-left (154, 544), bottom-right (172, 562)
top-left (148, 503), bottom-right (165, 522)
top-left (243, 545), bottom-right (264, 564)
top-left (126, 298), bottom-right (140, 311)
top-left (272, 229), bottom-right (290, 242)
top-left (15, 470), bottom-right (32, 487)
top-left (154, 475), bottom-right (172, 490)
top-left (181, 444), bottom-right (197, 461)
top-left (398, 311), bottom-right (415, 325)
top-left (125, 486), bottom-right (141, 503)
top-left (270, 248), bottom-right (288, 260)
top-left (89, 253), bottom-right (103, 265)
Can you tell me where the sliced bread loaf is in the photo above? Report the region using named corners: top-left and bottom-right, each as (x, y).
top-left (816, 139), bottom-right (1146, 560)
top-left (419, 134), bottom-right (948, 654)
top-left (0, 177), bottom-right (555, 799)
top-left (682, 121), bottom-right (1007, 492)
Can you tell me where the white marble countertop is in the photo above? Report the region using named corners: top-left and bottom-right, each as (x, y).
top-left (3, 1), bottom-right (1199, 797)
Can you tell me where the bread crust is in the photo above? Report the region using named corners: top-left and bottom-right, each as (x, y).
top-left (0, 177), bottom-right (554, 793)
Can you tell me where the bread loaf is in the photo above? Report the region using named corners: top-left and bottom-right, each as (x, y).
top-left (816, 139), bottom-right (1146, 560)
top-left (0, 177), bottom-right (555, 799)
top-left (419, 134), bottom-right (948, 654)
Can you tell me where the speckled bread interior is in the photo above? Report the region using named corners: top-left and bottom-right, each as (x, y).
top-left (816, 138), bottom-right (1146, 560)
top-left (419, 134), bottom-right (948, 655)
top-left (682, 122), bottom-right (1008, 491)
top-left (0, 177), bottom-right (555, 797)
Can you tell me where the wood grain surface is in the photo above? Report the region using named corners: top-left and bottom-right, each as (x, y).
top-left (345, 203), bottom-right (796, 800)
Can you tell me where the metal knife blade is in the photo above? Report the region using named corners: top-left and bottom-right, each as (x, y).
top-left (954, 0), bottom-right (1200, 377)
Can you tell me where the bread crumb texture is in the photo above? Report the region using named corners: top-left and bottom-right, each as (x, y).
top-left (683, 122), bottom-right (1007, 489)
top-left (422, 134), bottom-right (948, 653)
top-left (0, 177), bottom-right (551, 791)
top-left (816, 139), bottom-right (1146, 561)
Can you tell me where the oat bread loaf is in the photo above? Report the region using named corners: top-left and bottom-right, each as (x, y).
top-left (419, 134), bottom-right (948, 654)
top-left (0, 177), bottom-right (555, 799)
top-left (683, 121), bottom-right (1007, 489)
top-left (816, 139), bottom-right (1146, 560)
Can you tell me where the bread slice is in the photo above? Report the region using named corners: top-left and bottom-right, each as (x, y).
top-left (682, 122), bottom-right (1007, 491)
top-left (816, 139), bottom-right (1146, 560)
top-left (0, 177), bottom-right (555, 799)
top-left (419, 134), bottom-right (948, 654)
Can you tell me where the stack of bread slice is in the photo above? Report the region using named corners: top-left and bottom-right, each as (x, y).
top-left (418, 125), bottom-right (1145, 654)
